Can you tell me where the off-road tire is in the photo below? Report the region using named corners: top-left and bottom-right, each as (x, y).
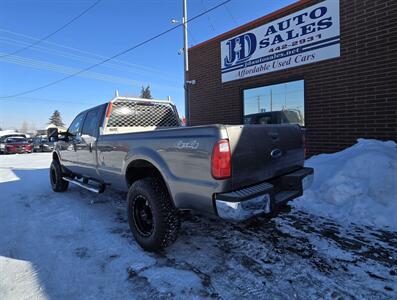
top-left (50, 160), bottom-right (69, 192)
top-left (127, 177), bottom-right (180, 252)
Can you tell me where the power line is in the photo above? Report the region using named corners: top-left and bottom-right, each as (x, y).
top-left (244, 89), bottom-right (304, 99)
top-left (0, 52), bottom-right (180, 91)
top-left (0, 28), bottom-right (172, 77)
top-left (0, 0), bottom-right (231, 99)
top-left (0, 36), bottom-right (172, 78)
top-left (0, 0), bottom-right (101, 58)
top-left (224, 3), bottom-right (238, 26)
top-left (187, 28), bottom-right (197, 45)
top-left (0, 52), bottom-right (139, 85)
top-left (201, 0), bottom-right (216, 32)
top-left (0, 95), bottom-right (93, 106)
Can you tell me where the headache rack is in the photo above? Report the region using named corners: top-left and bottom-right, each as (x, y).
top-left (102, 96), bottom-right (180, 134)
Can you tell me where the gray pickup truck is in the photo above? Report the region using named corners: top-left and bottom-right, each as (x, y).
top-left (48, 96), bottom-right (313, 251)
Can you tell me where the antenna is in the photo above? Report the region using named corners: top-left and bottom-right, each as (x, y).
top-left (115, 89), bottom-right (119, 97)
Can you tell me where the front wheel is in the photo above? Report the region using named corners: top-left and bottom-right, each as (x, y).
top-left (127, 177), bottom-right (180, 252)
top-left (50, 160), bottom-right (69, 192)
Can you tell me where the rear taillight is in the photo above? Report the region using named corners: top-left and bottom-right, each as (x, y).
top-left (105, 102), bottom-right (113, 118)
top-left (211, 139), bottom-right (231, 179)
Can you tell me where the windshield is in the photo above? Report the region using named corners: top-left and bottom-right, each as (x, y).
top-left (6, 137), bottom-right (27, 143)
top-left (282, 110), bottom-right (304, 126)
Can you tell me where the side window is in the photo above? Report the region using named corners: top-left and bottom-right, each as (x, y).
top-left (82, 109), bottom-right (99, 137)
top-left (244, 117), bottom-right (252, 124)
top-left (258, 116), bottom-right (272, 124)
top-left (68, 113), bottom-right (85, 136)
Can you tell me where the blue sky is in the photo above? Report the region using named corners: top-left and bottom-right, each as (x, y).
top-left (0, 0), bottom-right (296, 130)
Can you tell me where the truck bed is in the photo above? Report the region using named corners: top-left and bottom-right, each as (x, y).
top-left (95, 122), bottom-right (304, 214)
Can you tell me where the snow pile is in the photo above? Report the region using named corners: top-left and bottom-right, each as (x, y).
top-left (294, 139), bottom-right (397, 229)
top-left (0, 130), bottom-right (17, 137)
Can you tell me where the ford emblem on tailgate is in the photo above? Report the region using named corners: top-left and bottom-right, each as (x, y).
top-left (270, 148), bottom-right (282, 158)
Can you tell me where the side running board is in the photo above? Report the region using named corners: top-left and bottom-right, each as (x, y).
top-left (62, 177), bottom-right (105, 194)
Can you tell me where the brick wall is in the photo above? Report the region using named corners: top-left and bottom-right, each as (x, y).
top-left (187, 0), bottom-right (397, 155)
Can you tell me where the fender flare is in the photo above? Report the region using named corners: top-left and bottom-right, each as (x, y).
top-left (123, 148), bottom-right (176, 204)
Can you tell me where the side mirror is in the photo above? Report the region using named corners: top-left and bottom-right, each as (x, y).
top-left (47, 128), bottom-right (59, 142)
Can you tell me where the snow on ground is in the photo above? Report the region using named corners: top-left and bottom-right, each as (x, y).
top-left (293, 139), bottom-right (397, 230)
top-left (0, 150), bottom-right (396, 299)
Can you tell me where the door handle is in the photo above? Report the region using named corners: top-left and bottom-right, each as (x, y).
top-left (270, 148), bottom-right (282, 158)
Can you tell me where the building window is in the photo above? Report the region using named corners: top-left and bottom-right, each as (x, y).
top-left (243, 80), bottom-right (305, 126)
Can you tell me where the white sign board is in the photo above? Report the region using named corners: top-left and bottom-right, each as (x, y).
top-left (220, 0), bottom-right (340, 82)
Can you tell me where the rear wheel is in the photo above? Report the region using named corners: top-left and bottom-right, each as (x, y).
top-left (127, 177), bottom-right (180, 252)
top-left (50, 160), bottom-right (69, 192)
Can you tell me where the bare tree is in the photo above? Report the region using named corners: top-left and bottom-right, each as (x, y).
top-left (30, 122), bottom-right (37, 134)
top-left (20, 121), bottom-right (29, 133)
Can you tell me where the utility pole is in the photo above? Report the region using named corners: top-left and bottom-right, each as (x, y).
top-left (257, 95), bottom-right (260, 113)
top-left (183, 0), bottom-right (190, 125)
top-left (270, 89), bottom-right (273, 112)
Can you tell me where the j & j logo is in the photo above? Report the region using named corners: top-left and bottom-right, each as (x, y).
top-left (224, 33), bottom-right (257, 67)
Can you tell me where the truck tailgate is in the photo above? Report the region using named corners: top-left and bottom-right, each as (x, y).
top-left (226, 124), bottom-right (304, 189)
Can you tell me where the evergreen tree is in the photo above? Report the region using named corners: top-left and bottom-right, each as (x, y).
top-left (140, 85), bottom-right (152, 99)
top-left (48, 110), bottom-right (65, 127)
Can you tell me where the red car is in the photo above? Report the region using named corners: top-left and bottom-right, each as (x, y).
top-left (2, 137), bottom-right (33, 154)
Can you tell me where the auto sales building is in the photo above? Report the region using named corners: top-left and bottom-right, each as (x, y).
top-left (187, 0), bottom-right (396, 155)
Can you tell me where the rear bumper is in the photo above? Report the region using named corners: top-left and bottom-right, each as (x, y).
top-left (5, 148), bottom-right (32, 154)
top-left (214, 167), bottom-right (313, 221)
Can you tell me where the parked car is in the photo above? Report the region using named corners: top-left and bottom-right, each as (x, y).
top-left (48, 96), bottom-right (313, 251)
top-left (1, 136), bottom-right (33, 154)
top-left (33, 135), bottom-right (54, 152)
top-left (244, 109), bottom-right (304, 126)
top-left (0, 134), bottom-right (27, 154)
